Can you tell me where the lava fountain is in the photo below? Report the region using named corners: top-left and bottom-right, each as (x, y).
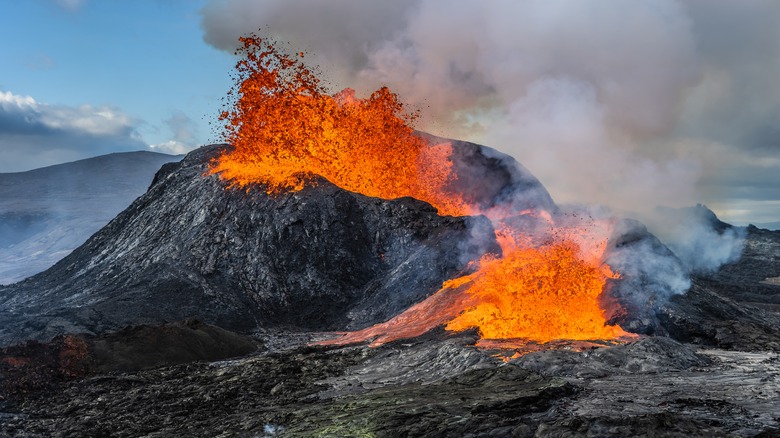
top-left (210, 36), bottom-right (469, 217)
top-left (210, 35), bottom-right (629, 347)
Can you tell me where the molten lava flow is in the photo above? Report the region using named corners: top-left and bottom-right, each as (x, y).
top-left (319, 220), bottom-right (629, 348)
top-left (209, 35), bottom-right (470, 217)
top-left (445, 233), bottom-right (627, 343)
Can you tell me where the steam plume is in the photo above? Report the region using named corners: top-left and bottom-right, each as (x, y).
top-left (200, 0), bottom-right (778, 284)
top-left (200, 0), bottom-right (779, 215)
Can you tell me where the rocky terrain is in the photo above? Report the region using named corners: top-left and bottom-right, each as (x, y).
top-left (0, 324), bottom-right (779, 436)
top-left (1, 141), bottom-right (779, 436)
top-left (703, 225), bottom-right (780, 309)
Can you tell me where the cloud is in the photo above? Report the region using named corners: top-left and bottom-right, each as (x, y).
top-left (0, 90), bottom-right (148, 172)
top-left (199, 0), bottom-right (780, 224)
top-left (149, 140), bottom-right (190, 155)
top-left (150, 111), bottom-right (198, 155)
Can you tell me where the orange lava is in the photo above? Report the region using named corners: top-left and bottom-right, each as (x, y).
top-left (209, 35), bottom-right (470, 217)
top-left (319, 230), bottom-right (628, 347)
top-left (445, 236), bottom-right (627, 343)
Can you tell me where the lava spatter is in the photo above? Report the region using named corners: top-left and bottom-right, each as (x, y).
top-left (209, 35), bottom-right (470, 217)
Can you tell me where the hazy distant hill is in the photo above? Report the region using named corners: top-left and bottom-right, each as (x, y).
top-left (752, 221), bottom-right (780, 231)
top-left (0, 151), bottom-right (181, 284)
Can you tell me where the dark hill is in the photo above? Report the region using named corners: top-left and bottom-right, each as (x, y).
top-left (0, 141), bottom-right (552, 346)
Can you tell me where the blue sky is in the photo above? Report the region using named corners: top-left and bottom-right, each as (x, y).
top-left (0, 0), bottom-right (232, 169)
top-left (1, 0), bottom-right (779, 226)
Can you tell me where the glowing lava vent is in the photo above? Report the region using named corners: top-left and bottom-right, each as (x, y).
top-left (210, 35), bottom-right (628, 347)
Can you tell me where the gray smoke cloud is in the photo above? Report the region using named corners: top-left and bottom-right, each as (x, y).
top-left (199, 0), bottom-right (780, 222)
top-left (199, 0), bottom-right (777, 287)
top-left (646, 204), bottom-right (746, 275)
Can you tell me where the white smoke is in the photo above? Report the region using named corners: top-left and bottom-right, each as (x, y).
top-left (646, 204), bottom-right (746, 275)
top-left (200, 0), bottom-right (702, 206)
top-left (199, 0), bottom-right (768, 281)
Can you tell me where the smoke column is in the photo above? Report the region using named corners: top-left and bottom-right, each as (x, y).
top-left (200, 0), bottom-right (774, 278)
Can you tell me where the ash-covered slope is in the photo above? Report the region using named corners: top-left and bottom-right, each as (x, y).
top-left (0, 141), bottom-right (551, 345)
top-left (0, 151), bottom-right (181, 284)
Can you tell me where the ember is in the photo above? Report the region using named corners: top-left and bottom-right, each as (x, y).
top-left (212, 34), bottom-right (628, 346)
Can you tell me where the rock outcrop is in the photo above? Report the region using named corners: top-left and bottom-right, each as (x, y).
top-left (0, 319), bottom-right (258, 398)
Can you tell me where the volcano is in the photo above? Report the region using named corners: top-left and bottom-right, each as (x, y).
top-left (2, 35), bottom-right (780, 436)
top-left (0, 138), bottom-right (558, 346)
top-left (1, 138), bottom-right (779, 436)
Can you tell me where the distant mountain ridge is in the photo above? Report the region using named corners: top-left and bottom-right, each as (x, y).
top-left (0, 151), bottom-right (182, 284)
top-left (751, 221), bottom-right (780, 231)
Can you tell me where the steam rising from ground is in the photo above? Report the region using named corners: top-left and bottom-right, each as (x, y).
top-left (647, 205), bottom-right (746, 275)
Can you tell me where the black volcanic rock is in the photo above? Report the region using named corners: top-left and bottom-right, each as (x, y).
top-left (0, 142), bottom-right (559, 345)
top-left (3, 332), bottom-right (780, 437)
top-left (0, 319), bottom-right (258, 398)
top-left (87, 318), bottom-right (259, 373)
top-left (601, 218), bottom-right (689, 335)
top-left (658, 280), bottom-right (780, 350)
top-left (655, 225), bottom-right (780, 350)
top-left (516, 337), bottom-right (711, 378)
top-left (0, 338), bottom-right (576, 437)
top-left (602, 216), bottom-right (780, 350)
top-left (700, 225), bottom-right (780, 308)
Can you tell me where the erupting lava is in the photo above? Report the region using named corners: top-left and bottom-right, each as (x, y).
top-left (209, 36), bottom-right (469, 217)
top-left (444, 229), bottom-right (627, 343)
top-left (212, 34), bottom-right (628, 347)
top-left (319, 221), bottom-right (628, 347)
